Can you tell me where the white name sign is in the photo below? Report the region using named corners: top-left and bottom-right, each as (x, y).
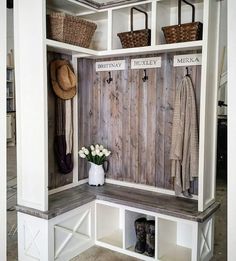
top-left (131, 57), bottom-right (162, 69)
top-left (96, 60), bottom-right (126, 71)
top-left (173, 54), bottom-right (202, 67)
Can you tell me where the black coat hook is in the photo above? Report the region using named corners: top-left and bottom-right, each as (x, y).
top-left (142, 69), bottom-right (148, 82)
top-left (186, 67), bottom-right (190, 76)
top-left (107, 71), bottom-right (113, 84)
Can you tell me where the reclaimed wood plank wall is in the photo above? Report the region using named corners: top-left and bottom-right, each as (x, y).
top-left (77, 53), bottom-right (201, 194)
top-left (47, 52), bottom-right (74, 190)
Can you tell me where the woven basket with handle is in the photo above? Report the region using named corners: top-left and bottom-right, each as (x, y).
top-left (117, 7), bottom-right (151, 48)
top-left (47, 12), bottom-right (97, 48)
top-left (162, 0), bottom-right (203, 44)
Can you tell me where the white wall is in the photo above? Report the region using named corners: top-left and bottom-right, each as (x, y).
top-left (0, 1), bottom-right (7, 261)
top-left (228, 0), bottom-right (236, 260)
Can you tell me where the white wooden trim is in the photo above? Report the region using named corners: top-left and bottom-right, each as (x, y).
top-left (72, 56), bottom-right (79, 184)
top-left (46, 39), bottom-right (98, 56)
top-left (47, 39), bottom-right (202, 58)
top-left (49, 177), bottom-right (198, 199)
top-left (48, 179), bottom-right (88, 195)
top-left (14, 0), bottom-right (48, 211)
top-left (198, 0), bottom-right (220, 212)
top-left (0, 1), bottom-right (7, 260)
top-left (228, 0), bottom-right (236, 260)
top-left (75, 41), bottom-right (203, 58)
top-left (151, 1), bottom-right (157, 46)
top-left (105, 179), bottom-right (198, 200)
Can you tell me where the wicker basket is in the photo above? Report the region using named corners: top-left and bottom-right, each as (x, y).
top-left (47, 12), bottom-right (97, 48)
top-left (117, 7), bottom-right (151, 48)
top-left (162, 0), bottom-right (203, 44)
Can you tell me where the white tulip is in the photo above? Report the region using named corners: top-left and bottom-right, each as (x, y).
top-left (95, 149), bottom-right (100, 155)
top-left (99, 152), bottom-right (104, 157)
top-left (82, 147), bottom-right (86, 152)
top-left (90, 145), bottom-right (95, 151)
top-left (84, 149), bottom-right (89, 155)
top-left (99, 145), bottom-right (104, 150)
top-left (79, 152), bottom-right (86, 158)
top-left (95, 144), bottom-right (100, 149)
top-left (79, 150), bottom-right (84, 154)
top-left (102, 148), bottom-right (108, 154)
top-left (91, 151), bottom-right (96, 157)
top-left (105, 150), bottom-right (111, 157)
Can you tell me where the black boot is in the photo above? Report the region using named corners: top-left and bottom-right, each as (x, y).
top-left (145, 220), bottom-right (155, 257)
top-left (134, 218), bottom-right (147, 254)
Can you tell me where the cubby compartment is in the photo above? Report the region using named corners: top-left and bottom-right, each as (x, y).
top-left (112, 3), bottom-right (152, 50)
top-left (96, 203), bottom-right (123, 248)
top-left (125, 210), bottom-right (156, 259)
top-left (158, 218), bottom-right (194, 261)
top-left (79, 11), bottom-right (108, 51)
top-left (156, 0), bottom-right (204, 45)
top-left (46, 1), bottom-right (108, 51)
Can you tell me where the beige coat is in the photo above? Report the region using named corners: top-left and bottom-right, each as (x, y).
top-left (170, 76), bottom-right (199, 195)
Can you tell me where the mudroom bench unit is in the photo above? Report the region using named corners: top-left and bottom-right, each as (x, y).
top-left (14, 0), bottom-right (220, 260)
top-left (17, 184), bottom-right (220, 261)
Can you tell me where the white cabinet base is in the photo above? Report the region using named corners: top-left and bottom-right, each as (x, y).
top-left (18, 200), bottom-right (214, 261)
top-left (18, 202), bottom-right (95, 261)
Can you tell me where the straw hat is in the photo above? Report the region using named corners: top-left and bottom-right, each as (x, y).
top-left (50, 59), bottom-right (77, 100)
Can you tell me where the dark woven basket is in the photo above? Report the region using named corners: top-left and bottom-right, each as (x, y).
top-left (162, 0), bottom-right (203, 44)
top-left (117, 7), bottom-right (151, 48)
top-left (47, 12), bottom-right (97, 48)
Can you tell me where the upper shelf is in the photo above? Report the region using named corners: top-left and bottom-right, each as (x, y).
top-left (46, 0), bottom-right (204, 57)
top-left (46, 39), bottom-right (203, 58)
top-left (46, 39), bottom-right (98, 57)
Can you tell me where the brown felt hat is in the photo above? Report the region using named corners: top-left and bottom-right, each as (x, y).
top-left (50, 59), bottom-right (77, 100)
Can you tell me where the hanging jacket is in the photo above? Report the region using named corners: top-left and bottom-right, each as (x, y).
top-left (170, 75), bottom-right (199, 195)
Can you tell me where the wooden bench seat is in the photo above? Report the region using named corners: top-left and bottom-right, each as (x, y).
top-left (16, 183), bottom-right (220, 222)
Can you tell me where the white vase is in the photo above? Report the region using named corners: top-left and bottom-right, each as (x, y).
top-left (88, 162), bottom-right (105, 186)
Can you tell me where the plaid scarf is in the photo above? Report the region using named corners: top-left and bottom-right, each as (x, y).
top-left (54, 97), bottom-right (73, 174)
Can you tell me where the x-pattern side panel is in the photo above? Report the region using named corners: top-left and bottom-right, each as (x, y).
top-left (199, 219), bottom-right (212, 259)
top-left (23, 222), bottom-right (41, 260)
top-left (54, 209), bottom-right (91, 259)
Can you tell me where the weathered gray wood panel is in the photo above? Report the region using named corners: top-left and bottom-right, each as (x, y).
top-left (17, 184), bottom-right (220, 222)
top-left (77, 53), bottom-right (201, 194)
top-left (47, 52), bottom-right (73, 190)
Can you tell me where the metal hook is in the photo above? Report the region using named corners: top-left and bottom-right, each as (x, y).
top-left (106, 71), bottom-right (113, 84)
top-left (142, 69), bottom-right (148, 82)
top-left (185, 67), bottom-right (190, 76)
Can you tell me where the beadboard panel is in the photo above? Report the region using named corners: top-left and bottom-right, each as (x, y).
top-left (47, 52), bottom-right (73, 190)
top-left (78, 53), bottom-right (201, 193)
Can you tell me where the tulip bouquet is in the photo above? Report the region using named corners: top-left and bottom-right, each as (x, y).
top-left (79, 144), bottom-right (111, 165)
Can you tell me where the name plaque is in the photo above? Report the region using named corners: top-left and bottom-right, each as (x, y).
top-left (173, 54), bottom-right (202, 67)
top-left (131, 57), bottom-right (162, 69)
top-left (96, 60), bottom-right (126, 71)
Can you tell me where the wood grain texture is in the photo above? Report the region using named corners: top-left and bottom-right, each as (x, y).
top-left (17, 184), bottom-right (220, 222)
top-left (77, 53), bottom-right (201, 194)
top-left (47, 52), bottom-right (73, 190)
